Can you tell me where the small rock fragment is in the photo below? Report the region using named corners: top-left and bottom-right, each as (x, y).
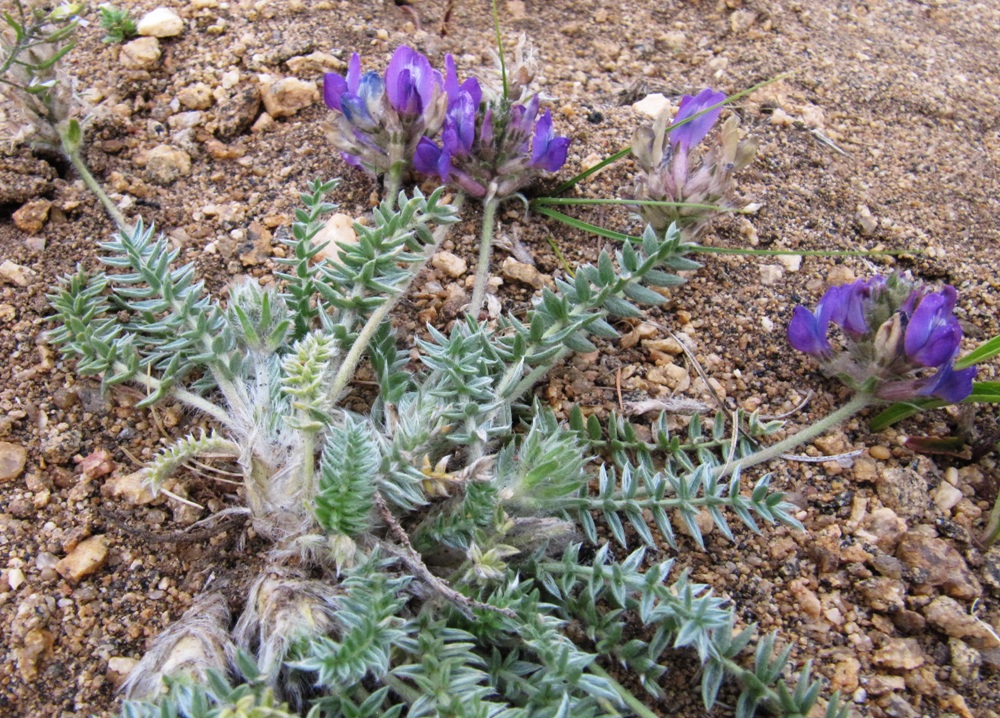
top-left (12, 199), bottom-right (51, 233)
top-left (862, 508), bottom-right (908, 552)
top-left (759, 264), bottom-right (783, 285)
top-left (776, 254), bottom-right (801, 272)
top-left (876, 467), bottom-right (927, 518)
top-left (119, 37), bottom-right (161, 70)
top-left (873, 637), bottom-right (925, 670)
top-left (55, 535), bottom-right (109, 582)
top-left (924, 596), bottom-right (999, 649)
top-left (500, 257), bottom-right (545, 288)
top-left (857, 204), bottom-right (878, 235)
top-left (137, 7), bottom-right (184, 37)
top-left (103, 470), bottom-right (157, 505)
top-left (178, 82), bottom-right (214, 110)
top-left (826, 265), bottom-right (856, 287)
top-left (931, 482), bottom-right (963, 513)
top-left (215, 86), bottom-right (261, 138)
top-left (6, 567), bottom-right (25, 590)
top-left (830, 656), bottom-right (860, 693)
top-left (896, 533), bottom-right (981, 600)
top-left (77, 449), bottom-right (115, 480)
top-left (16, 628), bottom-right (53, 681)
top-left (0, 260), bottom-right (32, 287)
top-left (106, 656), bottom-right (139, 688)
top-left (432, 251), bottom-right (468, 279)
top-left (145, 144), bottom-right (192, 184)
top-left (0, 441), bottom-right (28, 482)
top-left (286, 51), bottom-right (346, 75)
top-left (313, 213), bottom-right (357, 263)
top-left (259, 76), bottom-right (319, 118)
top-left (948, 638), bottom-right (981, 685)
top-left (632, 93), bottom-right (672, 118)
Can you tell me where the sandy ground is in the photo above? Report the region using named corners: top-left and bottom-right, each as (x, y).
top-left (2, 0), bottom-right (1000, 715)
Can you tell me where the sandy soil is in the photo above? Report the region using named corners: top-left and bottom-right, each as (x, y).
top-left (2, 0), bottom-right (1000, 716)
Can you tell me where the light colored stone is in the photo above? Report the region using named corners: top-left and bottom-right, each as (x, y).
top-left (873, 637), bottom-right (925, 670)
top-left (106, 656), bottom-right (138, 688)
top-left (432, 251), bottom-right (468, 279)
top-left (259, 76), bottom-right (319, 118)
top-left (12, 200), bottom-right (50, 233)
top-left (0, 441), bottom-right (28, 482)
top-left (55, 535), bottom-right (109, 582)
top-left (876, 466), bottom-right (927, 518)
top-left (500, 257), bottom-right (545, 288)
top-left (16, 628), bottom-right (52, 681)
top-left (896, 533), bottom-right (982, 600)
top-left (932, 482), bottom-right (964, 513)
top-left (659, 31), bottom-right (687, 52)
top-left (862, 508), bottom-right (908, 552)
top-left (0, 260), bottom-right (32, 287)
top-left (776, 253), bottom-right (801, 272)
top-left (857, 204), bottom-right (878, 235)
top-left (830, 655), bottom-right (861, 694)
top-left (949, 638), bottom-right (981, 686)
top-left (137, 7), bottom-right (184, 37)
top-left (313, 213), bottom-right (357, 263)
top-left (145, 144), bottom-right (191, 184)
top-left (632, 93), bottom-right (672, 118)
top-left (759, 264), bottom-right (783, 285)
top-left (924, 596), bottom-right (999, 650)
top-left (826, 265), bottom-right (856, 287)
top-left (6, 567), bottom-right (25, 590)
top-left (119, 37), bottom-right (161, 70)
top-left (286, 51), bottom-right (347, 75)
top-left (178, 82), bottom-right (213, 110)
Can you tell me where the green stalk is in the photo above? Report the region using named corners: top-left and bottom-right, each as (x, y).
top-left (588, 663), bottom-right (659, 718)
top-left (714, 393), bottom-right (875, 479)
top-left (469, 195), bottom-right (499, 317)
top-left (63, 138), bottom-right (129, 232)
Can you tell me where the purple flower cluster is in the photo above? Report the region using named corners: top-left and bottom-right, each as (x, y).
top-left (788, 274), bottom-right (976, 402)
top-left (323, 46), bottom-right (569, 198)
top-left (632, 89), bottom-right (756, 238)
top-left (323, 46), bottom-right (447, 176)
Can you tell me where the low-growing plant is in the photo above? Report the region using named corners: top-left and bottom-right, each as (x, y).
top-left (98, 4), bottom-right (137, 44)
top-left (49, 177), bottom-right (849, 717)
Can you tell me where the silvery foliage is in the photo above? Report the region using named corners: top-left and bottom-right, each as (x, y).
top-left (49, 180), bottom-right (847, 718)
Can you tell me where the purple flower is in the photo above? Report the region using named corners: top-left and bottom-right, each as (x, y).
top-left (323, 46), bottom-right (447, 178)
top-left (411, 60), bottom-right (570, 201)
top-left (787, 286), bottom-right (840, 358)
top-left (914, 362), bottom-right (977, 403)
top-left (385, 46), bottom-right (441, 118)
top-left (530, 110), bottom-right (570, 172)
top-left (670, 89), bottom-right (726, 152)
top-left (788, 273), bottom-right (975, 403)
top-left (903, 286), bottom-right (963, 368)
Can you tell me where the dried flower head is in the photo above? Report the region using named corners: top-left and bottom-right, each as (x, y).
top-left (788, 273), bottom-right (976, 402)
top-left (632, 88), bottom-right (757, 239)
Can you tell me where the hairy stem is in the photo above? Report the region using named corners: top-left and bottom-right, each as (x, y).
top-left (469, 196), bottom-right (499, 318)
top-left (714, 392), bottom-right (875, 479)
top-left (64, 144), bottom-right (129, 232)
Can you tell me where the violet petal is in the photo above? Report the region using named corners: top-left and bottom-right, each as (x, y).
top-left (670, 88), bottom-right (726, 151)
